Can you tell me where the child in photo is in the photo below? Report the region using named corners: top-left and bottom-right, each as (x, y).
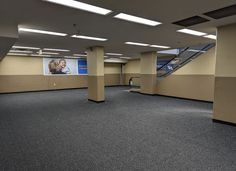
top-left (58, 59), bottom-right (71, 74)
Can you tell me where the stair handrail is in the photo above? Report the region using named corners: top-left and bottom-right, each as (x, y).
top-left (159, 43), bottom-right (214, 77)
top-left (157, 47), bottom-right (190, 71)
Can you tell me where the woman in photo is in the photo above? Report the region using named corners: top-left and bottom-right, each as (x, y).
top-left (48, 59), bottom-right (65, 74)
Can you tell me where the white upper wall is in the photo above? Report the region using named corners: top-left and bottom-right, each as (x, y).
top-left (104, 63), bottom-right (121, 74)
top-left (0, 56), bottom-right (43, 75)
top-left (124, 59), bottom-right (140, 74)
top-left (0, 56), bottom-right (122, 75)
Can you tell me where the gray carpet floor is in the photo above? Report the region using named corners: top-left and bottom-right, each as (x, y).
top-left (0, 87), bottom-right (236, 171)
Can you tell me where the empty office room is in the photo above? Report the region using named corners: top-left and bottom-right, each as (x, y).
top-left (0, 0), bottom-right (236, 170)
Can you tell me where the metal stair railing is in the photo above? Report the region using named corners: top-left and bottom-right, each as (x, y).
top-left (157, 43), bottom-right (215, 77)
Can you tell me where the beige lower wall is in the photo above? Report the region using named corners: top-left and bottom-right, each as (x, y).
top-left (213, 77), bottom-right (236, 123)
top-left (105, 74), bottom-right (121, 86)
top-left (156, 75), bottom-right (215, 101)
top-left (123, 74), bottom-right (214, 101)
top-left (124, 73), bottom-right (140, 86)
top-left (0, 74), bottom-right (120, 93)
top-left (0, 73), bottom-right (215, 102)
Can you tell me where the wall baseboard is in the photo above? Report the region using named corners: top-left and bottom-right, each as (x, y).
top-left (105, 85), bottom-right (126, 87)
top-left (212, 119), bottom-right (236, 127)
top-left (133, 91), bottom-right (155, 96)
top-left (129, 91), bottom-right (213, 103)
top-left (156, 94), bottom-right (213, 103)
top-left (0, 87), bottom-right (87, 95)
top-left (0, 85), bottom-right (127, 95)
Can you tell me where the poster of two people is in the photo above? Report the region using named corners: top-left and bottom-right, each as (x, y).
top-left (43, 58), bottom-right (87, 75)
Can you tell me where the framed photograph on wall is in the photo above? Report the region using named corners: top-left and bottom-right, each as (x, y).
top-left (43, 58), bottom-right (79, 75)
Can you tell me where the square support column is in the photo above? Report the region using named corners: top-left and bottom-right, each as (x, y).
top-left (87, 46), bottom-right (105, 102)
top-left (140, 51), bottom-right (157, 95)
top-left (213, 23), bottom-right (236, 124)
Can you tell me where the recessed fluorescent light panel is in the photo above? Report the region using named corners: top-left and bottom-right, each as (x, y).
top-left (125, 42), bottom-right (149, 47)
top-left (19, 28), bottom-right (67, 36)
top-left (73, 54), bottom-right (87, 57)
top-left (43, 48), bottom-right (70, 52)
top-left (177, 29), bottom-right (206, 36)
top-left (64, 56), bottom-right (82, 59)
top-left (158, 49), bottom-right (180, 55)
top-left (120, 57), bottom-right (131, 59)
top-left (7, 53), bottom-right (28, 56)
top-left (187, 49), bottom-right (206, 53)
top-left (114, 13), bottom-right (161, 26)
top-left (204, 34), bottom-right (217, 40)
top-left (150, 45), bottom-right (170, 49)
top-left (125, 42), bottom-right (170, 48)
top-left (43, 0), bottom-right (112, 15)
top-left (31, 54), bottom-right (51, 57)
top-left (37, 52), bottom-right (59, 55)
top-left (9, 50), bottom-right (33, 53)
top-left (13, 46), bottom-right (40, 50)
top-left (106, 53), bottom-right (123, 56)
top-left (71, 35), bottom-right (107, 41)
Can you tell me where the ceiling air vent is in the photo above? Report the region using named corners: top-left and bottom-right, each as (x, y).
top-left (172, 16), bottom-right (209, 27)
top-left (204, 4), bottom-right (236, 19)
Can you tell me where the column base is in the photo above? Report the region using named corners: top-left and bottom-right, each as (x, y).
top-left (88, 99), bottom-right (105, 103)
top-left (212, 119), bottom-right (236, 127)
top-left (139, 92), bottom-right (156, 96)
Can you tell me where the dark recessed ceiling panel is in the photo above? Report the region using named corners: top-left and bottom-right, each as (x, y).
top-left (204, 4), bottom-right (236, 19)
top-left (172, 16), bottom-right (210, 27)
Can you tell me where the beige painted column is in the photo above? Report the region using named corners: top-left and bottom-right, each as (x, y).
top-left (213, 23), bottom-right (236, 124)
top-left (140, 51), bottom-right (157, 95)
top-left (87, 46), bottom-right (105, 102)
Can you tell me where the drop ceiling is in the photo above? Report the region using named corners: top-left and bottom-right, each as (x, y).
top-left (1, 0), bottom-right (236, 58)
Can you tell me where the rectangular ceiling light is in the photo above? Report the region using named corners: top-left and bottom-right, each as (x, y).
top-left (19, 28), bottom-right (67, 36)
top-left (120, 57), bottom-right (131, 59)
top-left (73, 54), bottom-right (87, 57)
top-left (187, 49), bottom-right (206, 53)
top-left (150, 45), bottom-right (170, 49)
top-left (125, 42), bottom-right (149, 47)
top-left (177, 29), bottom-right (206, 36)
top-left (64, 56), bottom-right (82, 59)
top-left (114, 13), bottom-right (161, 26)
top-left (31, 54), bottom-right (51, 57)
top-left (43, 48), bottom-right (70, 52)
top-left (204, 34), bottom-right (217, 40)
top-left (9, 50), bottom-right (33, 53)
top-left (38, 52), bottom-right (59, 55)
top-left (106, 53), bottom-right (123, 56)
top-left (158, 49), bottom-right (180, 55)
top-left (13, 46), bottom-right (40, 50)
top-left (71, 35), bottom-right (107, 41)
top-left (43, 0), bottom-right (112, 15)
top-left (7, 53), bottom-right (28, 56)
